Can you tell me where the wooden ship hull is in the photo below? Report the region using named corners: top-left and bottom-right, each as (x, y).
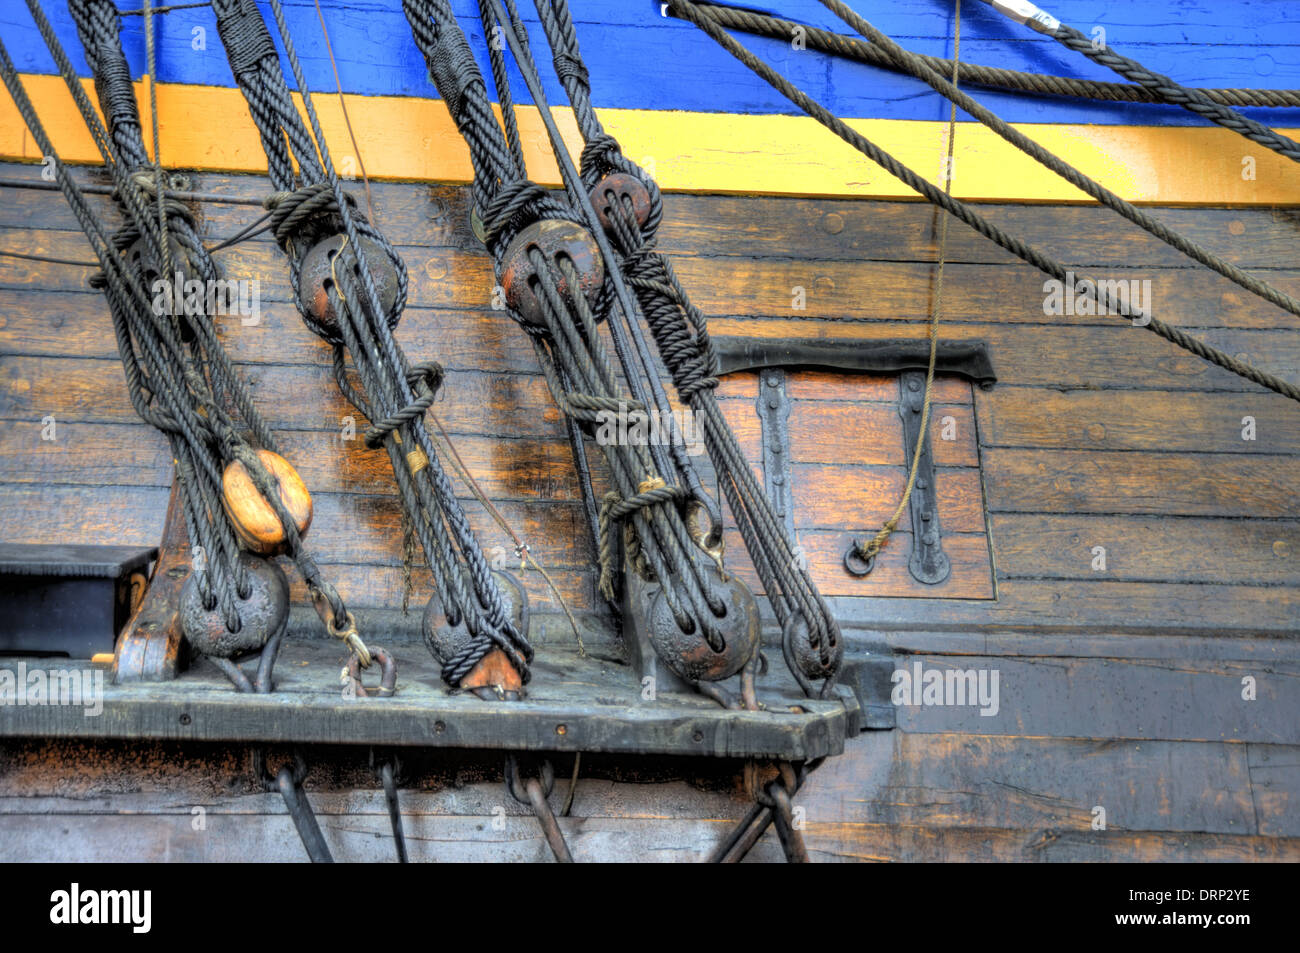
top-left (0, 0), bottom-right (1296, 862)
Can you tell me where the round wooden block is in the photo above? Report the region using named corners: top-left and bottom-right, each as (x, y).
top-left (221, 450), bottom-right (313, 556)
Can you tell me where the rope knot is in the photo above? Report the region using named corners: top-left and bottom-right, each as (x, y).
top-left (553, 51), bottom-right (589, 90)
top-left (480, 180), bottom-right (567, 250)
top-left (362, 361), bottom-right (444, 448)
top-left (579, 132), bottom-right (622, 177)
top-left (264, 184), bottom-right (359, 252)
top-left (595, 476), bottom-right (683, 601)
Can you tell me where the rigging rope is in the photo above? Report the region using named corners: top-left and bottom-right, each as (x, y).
top-left (209, 0), bottom-right (532, 688)
top-left (667, 0), bottom-right (1300, 405)
top-left (513, 0), bottom-right (844, 694)
top-left (671, 3), bottom-right (1300, 110)
top-left (704, 1), bottom-right (1300, 335)
top-left (2, 0), bottom-right (368, 665)
top-left (978, 1), bottom-right (1300, 163)
top-left (405, 0), bottom-right (831, 700)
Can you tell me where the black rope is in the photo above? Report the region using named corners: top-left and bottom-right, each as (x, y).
top-left (527, 0), bottom-right (843, 693)
top-left (405, 0), bottom-right (744, 663)
top-left (667, 0), bottom-right (1300, 405)
top-left (1045, 21), bottom-right (1300, 163)
top-left (210, 0), bottom-right (532, 685)
top-left (9, 0), bottom-right (363, 654)
top-left (669, 3), bottom-right (1300, 110)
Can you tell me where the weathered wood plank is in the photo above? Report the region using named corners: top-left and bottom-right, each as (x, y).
top-left (1248, 744), bottom-right (1299, 837)
top-left (0, 288), bottom-right (543, 374)
top-left (976, 386), bottom-right (1300, 454)
top-left (984, 448), bottom-right (1300, 518)
top-left (0, 483), bottom-right (593, 570)
top-left (8, 225), bottom-right (1300, 332)
top-left (12, 171), bottom-right (1296, 271)
top-left (802, 732), bottom-right (1260, 834)
top-left (891, 631), bottom-right (1300, 664)
top-left (0, 355), bottom-right (567, 436)
top-left (993, 513), bottom-right (1300, 585)
top-left (792, 464), bottom-right (985, 531)
top-left (886, 656), bottom-right (1300, 744)
top-left (726, 528), bottom-right (995, 600)
top-left (7, 303), bottom-right (1298, 399)
top-left (822, 577), bottom-right (1300, 635)
top-left (1, 729), bottom-right (1293, 860)
top-left (0, 419), bottom-right (584, 503)
top-left (2, 812), bottom-right (1293, 862)
top-left (0, 641), bottom-right (852, 760)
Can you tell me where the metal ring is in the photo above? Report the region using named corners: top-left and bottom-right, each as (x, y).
top-left (504, 755), bottom-right (556, 805)
top-left (326, 608), bottom-right (357, 639)
top-left (843, 544), bottom-right (876, 577)
top-left (252, 747), bottom-right (308, 792)
top-left (346, 648), bottom-right (397, 698)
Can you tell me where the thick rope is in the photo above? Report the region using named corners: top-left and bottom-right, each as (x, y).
top-left (673, 3), bottom-right (1300, 109)
top-left (14, 1), bottom-right (362, 654)
top-left (405, 0), bottom-right (739, 661)
top-left (1047, 22), bottom-right (1300, 163)
top-left (668, 0), bottom-right (1300, 405)
top-left (210, 0), bottom-right (532, 684)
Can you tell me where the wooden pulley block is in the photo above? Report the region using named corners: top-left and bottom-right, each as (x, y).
top-left (647, 564), bottom-right (760, 684)
top-left (221, 449), bottom-right (313, 556)
top-left (589, 172), bottom-right (652, 232)
top-left (783, 611), bottom-right (844, 686)
top-left (500, 219), bottom-right (605, 328)
top-left (296, 233), bottom-right (401, 338)
top-left (423, 570), bottom-right (530, 699)
top-left (179, 555), bottom-right (289, 659)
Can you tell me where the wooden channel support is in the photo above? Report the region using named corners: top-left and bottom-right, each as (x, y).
top-left (111, 480), bottom-right (190, 683)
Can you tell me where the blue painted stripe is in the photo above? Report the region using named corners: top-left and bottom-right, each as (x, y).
top-left (2, 0), bottom-right (1298, 126)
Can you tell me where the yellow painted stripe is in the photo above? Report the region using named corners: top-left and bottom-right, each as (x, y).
top-left (2, 73), bottom-right (1296, 205)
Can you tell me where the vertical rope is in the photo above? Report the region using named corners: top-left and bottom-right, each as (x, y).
top-left (852, 0), bottom-right (960, 565)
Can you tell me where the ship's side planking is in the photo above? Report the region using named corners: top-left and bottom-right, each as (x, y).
top-left (0, 158), bottom-right (1296, 859)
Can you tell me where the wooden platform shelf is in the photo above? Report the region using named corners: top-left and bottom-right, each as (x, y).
top-left (0, 634), bottom-right (860, 761)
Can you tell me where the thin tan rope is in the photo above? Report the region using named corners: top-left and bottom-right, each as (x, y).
top-left (855, 0), bottom-right (960, 565)
top-left (427, 410), bottom-right (587, 657)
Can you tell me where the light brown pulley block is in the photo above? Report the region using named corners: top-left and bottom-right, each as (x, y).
top-left (221, 450), bottom-right (313, 556)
